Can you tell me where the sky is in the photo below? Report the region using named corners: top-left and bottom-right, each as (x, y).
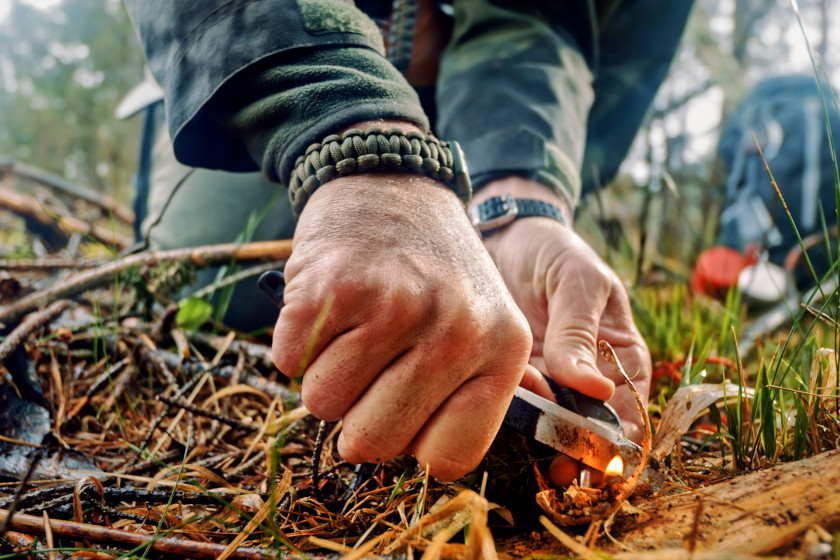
top-left (0, 0), bottom-right (62, 21)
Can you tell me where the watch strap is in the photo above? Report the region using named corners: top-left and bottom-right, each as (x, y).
top-left (288, 127), bottom-right (472, 216)
top-left (470, 195), bottom-right (570, 235)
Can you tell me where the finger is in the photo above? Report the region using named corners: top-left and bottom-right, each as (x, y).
top-left (595, 291), bottom-right (652, 444)
top-left (542, 262), bottom-right (616, 401)
top-left (336, 346), bottom-right (470, 465)
top-left (409, 364), bottom-right (525, 481)
top-left (271, 292), bottom-right (345, 379)
top-left (519, 364), bottom-right (556, 402)
top-left (299, 326), bottom-right (411, 421)
top-left (595, 288), bottom-right (653, 387)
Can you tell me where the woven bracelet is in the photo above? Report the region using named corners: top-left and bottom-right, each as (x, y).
top-left (288, 127), bottom-right (472, 215)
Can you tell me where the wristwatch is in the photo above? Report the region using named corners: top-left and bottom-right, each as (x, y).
top-left (470, 194), bottom-right (570, 235)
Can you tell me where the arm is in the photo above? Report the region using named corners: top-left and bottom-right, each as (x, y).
top-left (436, 0), bottom-right (652, 482)
top-left (125, 0), bottom-right (534, 480)
top-left (436, 0), bottom-right (595, 208)
top-left (124, 0), bottom-right (427, 178)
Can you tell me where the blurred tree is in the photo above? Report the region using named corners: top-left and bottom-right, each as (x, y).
top-left (0, 0), bottom-right (143, 202)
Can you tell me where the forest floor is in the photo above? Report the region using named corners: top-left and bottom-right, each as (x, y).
top-left (0, 163), bottom-right (838, 560)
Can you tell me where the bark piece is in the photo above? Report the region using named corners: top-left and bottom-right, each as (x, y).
top-left (608, 449), bottom-right (840, 555)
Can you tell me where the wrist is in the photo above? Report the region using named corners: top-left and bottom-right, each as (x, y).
top-left (300, 172), bottom-right (472, 242)
top-left (338, 119), bottom-right (426, 135)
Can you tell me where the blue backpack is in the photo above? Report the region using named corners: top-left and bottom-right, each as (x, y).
top-left (717, 75), bottom-right (840, 268)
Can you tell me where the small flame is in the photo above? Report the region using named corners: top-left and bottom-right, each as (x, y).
top-left (605, 455), bottom-right (624, 477)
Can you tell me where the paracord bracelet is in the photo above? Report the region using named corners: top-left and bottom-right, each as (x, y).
top-left (288, 127), bottom-right (472, 215)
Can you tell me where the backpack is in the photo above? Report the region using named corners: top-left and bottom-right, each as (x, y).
top-left (717, 75), bottom-right (840, 268)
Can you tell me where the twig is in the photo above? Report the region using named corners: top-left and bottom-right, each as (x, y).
top-left (0, 257), bottom-right (106, 270)
top-left (312, 420), bottom-right (334, 503)
top-left (156, 395), bottom-right (259, 433)
top-left (42, 511), bottom-right (56, 560)
top-left (0, 299), bottom-right (70, 368)
top-left (0, 508), bottom-right (281, 559)
top-left (191, 260), bottom-right (286, 301)
top-left (540, 515), bottom-right (600, 560)
top-left (136, 337), bottom-right (180, 387)
top-left (0, 239), bottom-right (293, 324)
top-left (0, 449), bottom-right (44, 538)
top-left (598, 340), bottom-right (652, 510)
top-left (133, 370), bottom-right (205, 461)
top-left (157, 351), bottom-right (294, 403)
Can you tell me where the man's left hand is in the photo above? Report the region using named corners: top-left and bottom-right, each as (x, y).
top-left (472, 177), bottom-right (651, 486)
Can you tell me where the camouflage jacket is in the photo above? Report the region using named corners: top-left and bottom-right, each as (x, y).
top-left (124, 0), bottom-right (694, 212)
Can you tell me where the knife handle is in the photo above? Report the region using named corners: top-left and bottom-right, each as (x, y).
top-left (257, 270), bottom-right (285, 308)
top-left (543, 376), bottom-right (624, 436)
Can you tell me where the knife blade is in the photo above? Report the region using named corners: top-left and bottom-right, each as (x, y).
top-left (504, 386), bottom-right (642, 475)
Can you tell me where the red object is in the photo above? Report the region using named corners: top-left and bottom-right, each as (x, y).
top-left (691, 247), bottom-right (755, 297)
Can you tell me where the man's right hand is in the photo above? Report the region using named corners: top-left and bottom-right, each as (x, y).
top-left (271, 170), bottom-right (533, 480)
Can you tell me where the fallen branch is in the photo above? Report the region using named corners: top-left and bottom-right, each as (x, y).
top-left (0, 186), bottom-right (132, 249)
top-left (0, 508), bottom-right (281, 559)
top-left (0, 155), bottom-right (134, 225)
top-left (0, 239), bottom-right (293, 324)
top-left (607, 449), bottom-right (840, 555)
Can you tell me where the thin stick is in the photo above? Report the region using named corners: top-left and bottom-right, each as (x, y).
top-left (0, 239), bottom-right (293, 324)
top-left (0, 186), bottom-right (132, 249)
top-left (0, 299), bottom-right (70, 367)
top-left (0, 435), bottom-right (42, 448)
top-left (156, 395), bottom-right (259, 433)
top-left (0, 449), bottom-right (43, 537)
top-left (539, 516), bottom-right (600, 560)
top-left (0, 508), bottom-right (279, 559)
top-left (0, 257), bottom-right (107, 270)
top-left (312, 420), bottom-right (333, 503)
top-left (599, 340), bottom-right (652, 509)
top-left (42, 511), bottom-right (56, 560)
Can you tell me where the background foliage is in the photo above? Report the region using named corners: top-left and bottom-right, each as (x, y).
top-left (0, 0), bottom-right (837, 259)
top-left (0, 0), bottom-right (143, 202)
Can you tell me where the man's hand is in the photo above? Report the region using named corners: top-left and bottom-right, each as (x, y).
top-left (474, 177), bottom-right (652, 486)
top-left (272, 153), bottom-right (532, 480)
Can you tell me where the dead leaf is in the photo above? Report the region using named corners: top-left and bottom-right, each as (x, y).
top-left (652, 382), bottom-right (754, 462)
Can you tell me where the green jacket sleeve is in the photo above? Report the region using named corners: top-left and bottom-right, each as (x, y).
top-left (436, 0), bottom-right (595, 208)
top-left (436, 0), bottom-right (694, 209)
top-left (124, 0), bottom-right (428, 185)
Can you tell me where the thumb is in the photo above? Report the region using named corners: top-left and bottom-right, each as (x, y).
top-left (542, 265), bottom-right (615, 401)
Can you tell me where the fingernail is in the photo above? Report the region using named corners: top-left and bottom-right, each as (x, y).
top-left (257, 270), bottom-right (285, 308)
